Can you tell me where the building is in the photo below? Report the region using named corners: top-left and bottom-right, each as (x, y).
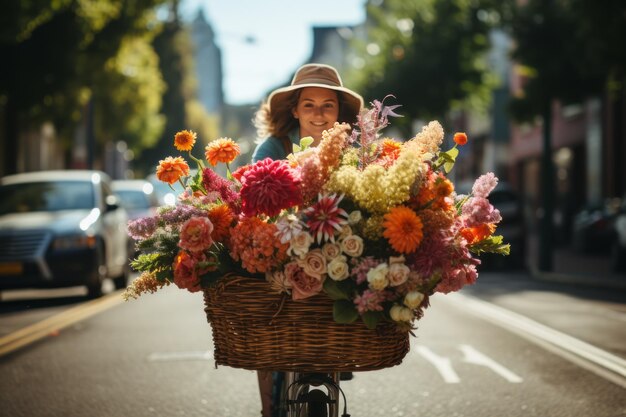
top-left (190, 11), bottom-right (224, 115)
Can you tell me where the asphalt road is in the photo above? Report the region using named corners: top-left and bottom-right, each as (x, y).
top-left (0, 272), bottom-right (625, 417)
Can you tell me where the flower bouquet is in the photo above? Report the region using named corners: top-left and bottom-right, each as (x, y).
top-left (124, 99), bottom-right (509, 371)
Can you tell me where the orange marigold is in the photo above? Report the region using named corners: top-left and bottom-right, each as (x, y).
top-left (156, 156), bottom-right (190, 185)
top-left (229, 217), bottom-right (288, 273)
top-left (174, 130), bottom-right (197, 152)
top-left (208, 204), bottom-right (235, 243)
top-left (453, 132), bottom-right (468, 146)
top-left (383, 206), bottom-right (424, 254)
top-left (205, 137), bottom-right (241, 166)
top-left (380, 138), bottom-right (401, 158)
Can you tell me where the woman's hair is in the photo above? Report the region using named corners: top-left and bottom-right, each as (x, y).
top-left (254, 89), bottom-right (357, 140)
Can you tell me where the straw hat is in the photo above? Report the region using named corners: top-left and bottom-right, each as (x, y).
top-left (267, 63), bottom-right (364, 120)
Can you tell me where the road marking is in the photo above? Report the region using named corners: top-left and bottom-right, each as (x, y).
top-left (148, 350), bottom-right (213, 362)
top-left (0, 291), bottom-right (125, 357)
top-left (415, 345), bottom-right (461, 383)
top-left (442, 292), bottom-right (626, 389)
top-left (459, 344), bottom-right (523, 383)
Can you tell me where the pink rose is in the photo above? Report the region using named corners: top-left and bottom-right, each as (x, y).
top-left (340, 234), bottom-right (364, 257)
top-left (321, 242), bottom-right (341, 260)
top-left (179, 217), bottom-right (214, 252)
top-left (173, 251), bottom-right (202, 292)
top-left (284, 262), bottom-right (324, 300)
top-left (297, 249), bottom-right (327, 279)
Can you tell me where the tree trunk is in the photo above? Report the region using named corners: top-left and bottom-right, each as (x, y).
top-left (539, 99), bottom-right (555, 271)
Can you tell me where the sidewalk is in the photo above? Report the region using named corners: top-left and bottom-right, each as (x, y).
top-left (526, 235), bottom-right (626, 291)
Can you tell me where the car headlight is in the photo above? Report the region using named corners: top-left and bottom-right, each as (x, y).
top-left (52, 234), bottom-right (97, 250)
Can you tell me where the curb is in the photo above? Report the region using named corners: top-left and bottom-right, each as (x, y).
top-left (530, 267), bottom-right (626, 291)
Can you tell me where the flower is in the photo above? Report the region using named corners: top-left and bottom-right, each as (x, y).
top-left (383, 206), bottom-right (424, 253)
top-left (179, 217), bottom-right (214, 252)
top-left (156, 156), bottom-right (190, 185)
top-left (207, 204), bottom-right (235, 243)
top-left (304, 194), bottom-right (349, 243)
top-left (327, 255), bottom-right (350, 281)
top-left (174, 130), bottom-right (197, 151)
top-left (205, 137), bottom-right (241, 166)
top-left (125, 99), bottom-right (510, 332)
top-left (453, 132), bottom-right (468, 146)
top-left (240, 158), bottom-right (302, 217)
top-left (284, 261), bottom-right (325, 300)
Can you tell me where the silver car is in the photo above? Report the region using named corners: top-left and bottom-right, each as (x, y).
top-left (0, 170), bottom-right (130, 297)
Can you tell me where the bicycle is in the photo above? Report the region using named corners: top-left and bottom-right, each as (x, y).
top-left (272, 371), bottom-right (350, 417)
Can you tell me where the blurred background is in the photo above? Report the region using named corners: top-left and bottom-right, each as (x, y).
top-left (1, 0), bottom-right (625, 276)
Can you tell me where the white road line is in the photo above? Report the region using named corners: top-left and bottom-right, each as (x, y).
top-left (459, 344), bottom-right (523, 383)
top-left (415, 345), bottom-right (461, 383)
top-left (442, 292), bottom-right (626, 388)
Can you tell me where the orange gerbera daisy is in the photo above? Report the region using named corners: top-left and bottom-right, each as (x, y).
top-left (156, 156), bottom-right (190, 184)
top-left (383, 206), bottom-right (424, 253)
top-left (205, 137), bottom-right (241, 166)
top-left (208, 204), bottom-right (235, 243)
top-left (174, 130), bottom-right (197, 152)
top-left (453, 132), bottom-right (468, 146)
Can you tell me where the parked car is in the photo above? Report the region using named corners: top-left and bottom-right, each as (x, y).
top-left (0, 170), bottom-right (130, 297)
top-left (609, 198), bottom-right (626, 273)
top-left (572, 197), bottom-right (622, 254)
top-left (111, 179), bottom-right (159, 221)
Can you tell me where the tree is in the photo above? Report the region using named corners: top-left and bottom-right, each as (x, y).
top-left (0, 0), bottom-right (167, 174)
top-left (509, 0), bottom-right (625, 270)
top-left (347, 0), bottom-right (506, 134)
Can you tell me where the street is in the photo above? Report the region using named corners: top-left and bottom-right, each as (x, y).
top-left (0, 272), bottom-right (625, 417)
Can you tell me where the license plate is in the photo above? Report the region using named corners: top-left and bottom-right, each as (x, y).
top-left (0, 262), bottom-right (23, 275)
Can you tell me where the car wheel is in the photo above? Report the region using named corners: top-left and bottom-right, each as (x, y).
top-left (112, 263), bottom-right (130, 290)
top-left (86, 244), bottom-right (105, 298)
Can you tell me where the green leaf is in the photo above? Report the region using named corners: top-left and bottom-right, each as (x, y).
top-left (293, 144), bottom-right (302, 153)
top-left (333, 300), bottom-right (359, 324)
top-left (361, 311), bottom-right (383, 329)
top-left (323, 278), bottom-right (351, 300)
top-left (299, 136), bottom-right (314, 149)
top-left (155, 269), bottom-right (172, 282)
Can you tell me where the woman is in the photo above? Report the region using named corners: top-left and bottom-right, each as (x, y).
top-left (252, 63), bottom-right (363, 163)
top-left (251, 63), bottom-right (363, 417)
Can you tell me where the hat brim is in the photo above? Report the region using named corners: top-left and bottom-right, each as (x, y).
top-left (268, 83), bottom-right (364, 122)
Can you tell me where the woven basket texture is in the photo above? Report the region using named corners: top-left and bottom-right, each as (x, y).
top-left (203, 275), bottom-right (410, 372)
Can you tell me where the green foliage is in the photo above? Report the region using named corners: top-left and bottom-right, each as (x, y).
top-left (332, 299), bottom-right (359, 324)
top-left (323, 278), bottom-right (356, 301)
top-left (347, 0), bottom-right (504, 125)
top-left (469, 234), bottom-right (510, 255)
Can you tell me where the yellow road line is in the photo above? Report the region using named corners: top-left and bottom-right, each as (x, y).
top-left (0, 291), bottom-right (125, 357)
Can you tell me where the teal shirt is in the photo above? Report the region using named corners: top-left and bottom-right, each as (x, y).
top-left (251, 129), bottom-right (300, 163)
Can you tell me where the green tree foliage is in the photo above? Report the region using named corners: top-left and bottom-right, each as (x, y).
top-left (348, 0), bottom-right (505, 131)
top-left (0, 0), bottom-right (167, 173)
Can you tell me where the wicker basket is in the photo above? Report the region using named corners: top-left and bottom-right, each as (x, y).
top-left (203, 274), bottom-right (410, 372)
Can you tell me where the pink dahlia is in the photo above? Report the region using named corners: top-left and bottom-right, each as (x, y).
top-left (240, 158), bottom-right (302, 217)
top-left (179, 216), bottom-right (214, 252)
top-left (304, 194), bottom-right (349, 243)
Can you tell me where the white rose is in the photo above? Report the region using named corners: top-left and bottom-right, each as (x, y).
top-left (390, 305), bottom-right (414, 322)
top-left (387, 263), bottom-right (410, 287)
top-left (348, 210), bottom-right (362, 225)
top-left (297, 249), bottom-right (327, 279)
top-left (338, 224), bottom-right (353, 240)
top-left (327, 255), bottom-right (350, 281)
top-left (404, 291), bottom-right (425, 309)
top-left (321, 242), bottom-right (341, 260)
top-left (367, 263), bottom-right (389, 290)
top-left (341, 234), bottom-right (364, 257)
top-left (289, 231), bottom-right (314, 258)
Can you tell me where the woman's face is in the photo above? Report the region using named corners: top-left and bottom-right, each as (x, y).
top-left (292, 87), bottom-right (340, 141)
